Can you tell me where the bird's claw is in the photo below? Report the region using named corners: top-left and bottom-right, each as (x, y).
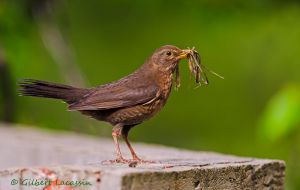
top-left (101, 157), bottom-right (131, 165)
top-left (132, 157), bottom-right (156, 164)
top-left (126, 156), bottom-right (156, 167)
top-left (101, 157), bottom-right (156, 167)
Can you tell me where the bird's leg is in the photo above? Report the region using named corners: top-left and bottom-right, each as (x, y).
top-left (112, 125), bottom-right (131, 163)
top-left (122, 128), bottom-right (155, 164)
top-left (123, 135), bottom-right (140, 161)
top-left (102, 125), bottom-right (130, 164)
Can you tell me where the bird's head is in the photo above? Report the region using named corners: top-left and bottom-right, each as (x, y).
top-left (144, 45), bottom-right (223, 89)
top-left (148, 45), bottom-right (191, 73)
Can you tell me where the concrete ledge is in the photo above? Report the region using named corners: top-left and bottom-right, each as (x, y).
top-left (0, 124), bottom-right (285, 190)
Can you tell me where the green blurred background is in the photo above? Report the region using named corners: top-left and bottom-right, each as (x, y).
top-left (0, 0), bottom-right (300, 189)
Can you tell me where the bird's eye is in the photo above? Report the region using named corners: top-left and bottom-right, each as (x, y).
top-left (166, 51), bottom-right (172, 56)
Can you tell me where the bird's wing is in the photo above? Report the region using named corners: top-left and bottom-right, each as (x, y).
top-left (68, 83), bottom-right (160, 111)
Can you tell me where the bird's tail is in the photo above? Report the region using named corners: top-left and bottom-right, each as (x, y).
top-left (18, 79), bottom-right (89, 104)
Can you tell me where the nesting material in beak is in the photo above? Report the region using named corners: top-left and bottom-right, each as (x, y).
top-left (175, 47), bottom-right (224, 89)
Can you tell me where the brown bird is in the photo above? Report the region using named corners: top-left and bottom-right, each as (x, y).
top-left (19, 45), bottom-right (192, 164)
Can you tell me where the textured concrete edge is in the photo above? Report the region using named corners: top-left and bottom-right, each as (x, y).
top-left (0, 124), bottom-right (287, 190)
top-left (0, 160), bottom-right (285, 190)
top-left (120, 160), bottom-right (286, 190)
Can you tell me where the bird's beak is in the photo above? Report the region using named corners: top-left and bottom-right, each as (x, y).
top-left (176, 50), bottom-right (192, 60)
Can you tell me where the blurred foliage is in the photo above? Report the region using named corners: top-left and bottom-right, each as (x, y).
top-left (0, 0), bottom-right (300, 189)
top-left (258, 84), bottom-right (300, 189)
top-left (259, 84), bottom-right (300, 141)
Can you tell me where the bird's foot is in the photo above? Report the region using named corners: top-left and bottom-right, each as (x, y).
top-left (101, 157), bottom-right (131, 165)
top-left (126, 156), bottom-right (156, 167)
top-left (133, 158), bottom-right (156, 164)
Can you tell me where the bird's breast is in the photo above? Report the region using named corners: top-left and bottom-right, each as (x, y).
top-left (156, 72), bottom-right (173, 99)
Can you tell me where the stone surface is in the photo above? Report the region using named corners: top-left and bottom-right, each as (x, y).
top-left (0, 124), bottom-right (285, 190)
